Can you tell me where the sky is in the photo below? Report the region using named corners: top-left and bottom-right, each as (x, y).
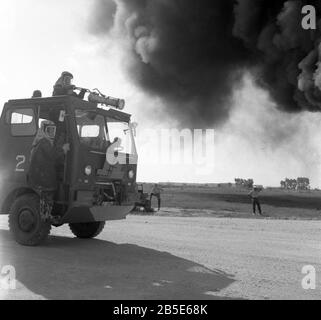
top-left (1, 0), bottom-right (321, 187)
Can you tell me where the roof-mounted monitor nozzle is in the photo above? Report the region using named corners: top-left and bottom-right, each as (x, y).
top-left (88, 93), bottom-right (125, 110)
top-left (75, 87), bottom-right (125, 110)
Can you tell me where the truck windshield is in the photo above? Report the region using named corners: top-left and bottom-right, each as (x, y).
top-left (106, 118), bottom-right (137, 155)
top-left (75, 110), bottom-right (136, 155)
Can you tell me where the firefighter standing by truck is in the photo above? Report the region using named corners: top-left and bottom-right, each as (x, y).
top-left (28, 123), bottom-right (69, 192)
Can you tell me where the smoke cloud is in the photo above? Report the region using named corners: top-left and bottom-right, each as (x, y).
top-left (89, 0), bottom-right (321, 128)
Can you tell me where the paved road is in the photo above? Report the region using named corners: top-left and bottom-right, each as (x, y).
top-left (0, 215), bottom-right (320, 300)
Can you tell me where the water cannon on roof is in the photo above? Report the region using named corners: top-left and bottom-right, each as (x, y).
top-left (75, 87), bottom-right (125, 110)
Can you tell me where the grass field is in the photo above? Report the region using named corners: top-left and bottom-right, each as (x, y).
top-left (145, 185), bottom-right (321, 220)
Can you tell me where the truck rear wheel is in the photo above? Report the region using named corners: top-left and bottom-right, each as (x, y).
top-left (9, 194), bottom-right (51, 246)
top-left (69, 222), bottom-right (105, 239)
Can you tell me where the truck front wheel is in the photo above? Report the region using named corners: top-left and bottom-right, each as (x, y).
top-left (69, 222), bottom-right (105, 239)
top-left (9, 194), bottom-right (51, 246)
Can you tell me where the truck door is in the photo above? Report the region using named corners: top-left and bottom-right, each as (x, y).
top-left (0, 105), bottom-right (38, 187)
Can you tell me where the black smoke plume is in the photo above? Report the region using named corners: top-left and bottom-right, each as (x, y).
top-left (89, 0), bottom-right (321, 127)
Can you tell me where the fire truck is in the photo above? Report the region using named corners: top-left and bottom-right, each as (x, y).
top-left (0, 89), bottom-right (138, 246)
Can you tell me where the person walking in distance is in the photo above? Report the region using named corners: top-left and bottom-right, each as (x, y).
top-left (249, 186), bottom-right (263, 216)
top-left (150, 184), bottom-right (163, 211)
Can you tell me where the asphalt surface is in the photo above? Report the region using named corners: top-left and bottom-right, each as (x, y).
top-left (0, 215), bottom-right (320, 300)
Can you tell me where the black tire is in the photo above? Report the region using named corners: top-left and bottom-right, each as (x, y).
top-left (69, 222), bottom-right (106, 239)
top-left (9, 194), bottom-right (51, 246)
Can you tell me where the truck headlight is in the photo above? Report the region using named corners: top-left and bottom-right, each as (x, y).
top-left (85, 165), bottom-right (92, 176)
top-left (128, 170), bottom-right (135, 179)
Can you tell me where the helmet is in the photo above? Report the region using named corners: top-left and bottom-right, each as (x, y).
top-left (55, 71), bottom-right (74, 87)
top-left (61, 71), bottom-right (73, 79)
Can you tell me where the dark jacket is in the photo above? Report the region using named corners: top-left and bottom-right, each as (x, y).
top-left (53, 84), bottom-right (74, 96)
top-left (53, 84), bottom-right (86, 99)
top-left (28, 137), bottom-right (58, 191)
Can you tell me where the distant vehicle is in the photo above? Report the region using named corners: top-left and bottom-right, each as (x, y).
top-left (0, 90), bottom-right (139, 246)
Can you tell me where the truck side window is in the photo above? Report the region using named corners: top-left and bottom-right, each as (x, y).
top-left (9, 108), bottom-right (37, 136)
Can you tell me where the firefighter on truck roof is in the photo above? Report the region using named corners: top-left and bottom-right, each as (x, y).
top-left (53, 71), bottom-right (86, 99)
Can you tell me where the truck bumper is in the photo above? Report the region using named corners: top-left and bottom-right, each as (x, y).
top-left (61, 205), bottom-right (134, 224)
